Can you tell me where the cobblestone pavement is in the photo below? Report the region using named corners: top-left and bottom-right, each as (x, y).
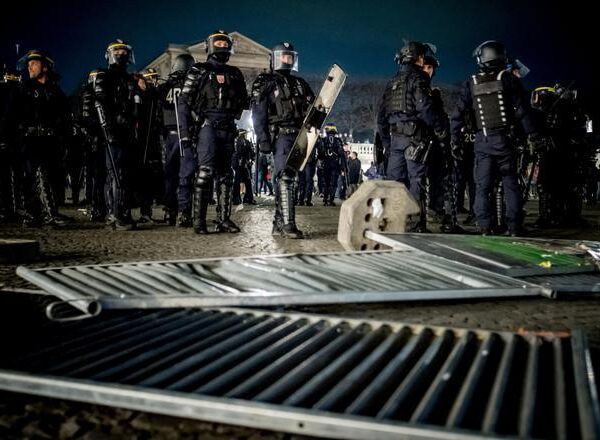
top-left (1, 195), bottom-right (600, 439)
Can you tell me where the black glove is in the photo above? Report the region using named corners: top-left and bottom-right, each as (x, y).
top-left (259, 141), bottom-right (272, 154)
top-left (527, 133), bottom-right (548, 156)
top-left (451, 141), bottom-right (464, 161)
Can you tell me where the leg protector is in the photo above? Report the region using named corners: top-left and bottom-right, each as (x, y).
top-left (215, 173), bottom-right (240, 233)
top-left (193, 166), bottom-right (213, 234)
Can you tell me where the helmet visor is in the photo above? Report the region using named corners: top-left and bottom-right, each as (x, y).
top-left (106, 43), bottom-right (135, 66)
top-left (272, 50), bottom-right (298, 71)
top-left (207, 34), bottom-right (234, 55)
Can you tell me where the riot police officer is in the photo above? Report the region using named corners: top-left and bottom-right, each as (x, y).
top-left (136, 67), bottom-right (164, 223)
top-left (450, 41), bottom-right (544, 236)
top-left (177, 30), bottom-right (248, 234)
top-left (422, 55), bottom-right (445, 222)
top-left (232, 129), bottom-right (256, 205)
top-left (317, 124), bottom-right (345, 206)
top-left (90, 39), bottom-right (141, 230)
top-left (377, 41), bottom-right (447, 232)
top-left (17, 50), bottom-right (70, 227)
top-left (251, 42), bottom-right (315, 238)
top-left (531, 84), bottom-right (590, 226)
top-left (160, 53), bottom-right (195, 226)
top-left (297, 141), bottom-right (317, 206)
top-left (422, 54), bottom-right (463, 233)
top-left (0, 67), bottom-right (21, 222)
top-left (80, 79), bottom-right (106, 221)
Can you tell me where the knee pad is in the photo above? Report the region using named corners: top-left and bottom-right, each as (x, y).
top-left (179, 176), bottom-right (193, 187)
top-left (196, 166), bottom-right (214, 189)
top-left (219, 170), bottom-right (234, 187)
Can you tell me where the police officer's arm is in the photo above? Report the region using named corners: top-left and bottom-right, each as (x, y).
top-left (299, 77), bottom-right (316, 105)
top-left (315, 137), bottom-right (325, 160)
top-left (177, 64), bottom-right (204, 141)
top-left (250, 74), bottom-right (273, 152)
top-left (507, 74), bottom-right (536, 135)
top-left (450, 81), bottom-right (472, 144)
top-left (414, 72), bottom-right (446, 138)
top-left (91, 70), bottom-right (117, 143)
top-left (376, 90), bottom-right (391, 152)
top-left (233, 68), bottom-right (249, 118)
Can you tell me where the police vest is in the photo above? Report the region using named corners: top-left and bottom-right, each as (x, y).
top-left (470, 71), bottom-right (514, 133)
top-left (161, 71), bottom-right (186, 127)
top-left (196, 64), bottom-right (245, 114)
top-left (383, 71), bottom-right (415, 116)
top-left (267, 74), bottom-right (311, 126)
top-left (91, 69), bottom-right (139, 128)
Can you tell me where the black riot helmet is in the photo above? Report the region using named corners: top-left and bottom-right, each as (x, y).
top-left (271, 42), bottom-right (298, 72)
top-left (105, 39), bottom-right (135, 67)
top-left (171, 53), bottom-right (195, 73)
top-left (142, 68), bottom-right (160, 87)
top-left (324, 123), bottom-right (338, 135)
top-left (531, 86), bottom-right (558, 112)
top-left (17, 49), bottom-right (55, 72)
top-left (205, 30), bottom-right (234, 63)
top-left (473, 40), bottom-right (507, 72)
top-left (395, 41), bottom-right (434, 65)
top-left (423, 55), bottom-right (440, 68)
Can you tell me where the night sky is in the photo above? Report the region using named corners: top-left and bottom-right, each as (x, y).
top-left (1, 0), bottom-right (594, 98)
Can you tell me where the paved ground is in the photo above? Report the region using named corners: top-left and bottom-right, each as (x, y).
top-left (1, 195), bottom-right (600, 439)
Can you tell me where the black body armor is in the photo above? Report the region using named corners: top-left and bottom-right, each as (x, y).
top-left (90, 67), bottom-right (140, 141)
top-left (252, 72), bottom-right (313, 127)
top-left (161, 71), bottom-right (186, 128)
top-left (470, 70), bottom-right (514, 133)
top-left (181, 62), bottom-right (247, 119)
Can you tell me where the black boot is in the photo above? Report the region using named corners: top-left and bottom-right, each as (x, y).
top-left (36, 168), bottom-right (66, 228)
top-left (177, 209), bottom-right (192, 227)
top-left (193, 186), bottom-right (210, 234)
top-left (273, 175), bottom-right (303, 239)
top-left (215, 180), bottom-right (240, 233)
top-left (409, 200), bottom-right (430, 233)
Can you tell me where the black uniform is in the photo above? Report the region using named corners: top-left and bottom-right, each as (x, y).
top-left (317, 133), bottom-right (345, 206)
top-left (251, 69), bottom-right (314, 236)
top-left (0, 72), bottom-right (21, 222)
top-left (532, 87), bottom-right (590, 226)
top-left (177, 57), bottom-right (248, 233)
top-left (297, 145), bottom-right (317, 205)
top-left (232, 134), bottom-right (255, 205)
top-left (18, 77), bottom-right (70, 226)
top-left (90, 65), bottom-right (141, 228)
top-left (451, 70), bottom-right (537, 234)
top-left (451, 41), bottom-right (540, 235)
top-left (377, 42), bottom-right (447, 231)
top-left (80, 81), bottom-right (106, 221)
top-left (136, 80), bottom-right (164, 221)
top-left (160, 69), bottom-right (190, 224)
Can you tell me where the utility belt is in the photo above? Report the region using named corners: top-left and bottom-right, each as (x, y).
top-left (278, 127), bottom-right (300, 135)
top-left (390, 120), bottom-right (427, 140)
top-left (479, 124), bottom-right (516, 139)
top-left (269, 125), bottom-right (300, 139)
top-left (201, 119), bottom-right (236, 131)
top-left (24, 126), bottom-right (56, 137)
